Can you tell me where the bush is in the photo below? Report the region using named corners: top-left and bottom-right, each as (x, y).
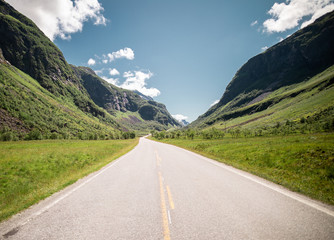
top-left (24, 129), bottom-right (42, 140)
top-left (1, 132), bottom-right (13, 141)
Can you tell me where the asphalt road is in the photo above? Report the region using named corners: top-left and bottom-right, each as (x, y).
top-left (1, 137), bottom-right (334, 239)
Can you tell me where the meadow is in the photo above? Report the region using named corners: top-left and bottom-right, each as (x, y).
top-left (154, 133), bottom-right (334, 205)
top-left (0, 138), bottom-right (138, 222)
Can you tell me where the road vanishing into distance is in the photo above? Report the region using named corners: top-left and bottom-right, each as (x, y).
top-left (1, 137), bottom-right (334, 239)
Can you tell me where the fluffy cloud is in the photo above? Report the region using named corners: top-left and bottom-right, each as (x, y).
top-left (263, 0), bottom-right (334, 33)
top-left (172, 114), bottom-right (188, 122)
top-left (107, 48), bottom-right (135, 62)
top-left (101, 76), bottom-right (119, 85)
top-left (109, 68), bottom-right (120, 76)
top-left (119, 70), bottom-right (160, 98)
top-left (6, 0), bottom-right (106, 41)
top-left (100, 70), bottom-right (160, 98)
top-left (210, 99), bottom-right (219, 107)
top-left (87, 58), bottom-right (96, 66)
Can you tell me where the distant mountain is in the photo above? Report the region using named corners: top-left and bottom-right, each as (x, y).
top-left (191, 10), bottom-right (334, 129)
top-left (0, 0), bottom-right (180, 139)
top-left (180, 119), bottom-right (190, 126)
top-left (72, 66), bottom-right (181, 131)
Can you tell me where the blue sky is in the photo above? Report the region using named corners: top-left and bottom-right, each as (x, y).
top-left (7, 0), bottom-right (334, 122)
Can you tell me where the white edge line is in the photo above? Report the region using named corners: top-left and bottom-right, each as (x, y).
top-left (205, 158), bottom-right (334, 218)
top-left (167, 210), bottom-right (172, 225)
top-left (150, 139), bottom-right (334, 218)
top-left (22, 159), bottom-right (122, 225)
top-left (2, 148), bottom-right (133, 235)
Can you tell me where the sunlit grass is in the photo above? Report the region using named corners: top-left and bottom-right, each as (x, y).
top-left (0, 139), bottom-right (138, 222)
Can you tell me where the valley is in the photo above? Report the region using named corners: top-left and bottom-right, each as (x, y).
top-left (0, 1), bottom-right (334, 237)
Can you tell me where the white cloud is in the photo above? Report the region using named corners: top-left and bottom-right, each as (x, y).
top-left (87, 58), bottom-right (96, 66)
top-left (109, 68), bottom-right (120, 76)
top-left (101, 76), bottom-right (119, 85)
top-left (7, 0), bottom-right (107, 41)
top-left (301, 3), bottom-right (334, 28)
top-left (251, 20), bottom-right (258, 26)
top-left (107, 48), bottom-right (135, 62)
top-left (172, 114), bottom-right (188, 122)
top-left (261, 46), bottom-right (269, 52)
top-left (263, 0), bottom-right (334, 33)
top-left (123, 71), bottom-right (134, 78)
top-left (119, 70), bottom-right (161, 98)
top-left (89, 47), bottom-right (135, 66)
top-left (210, 99), bottom-right (219, 107)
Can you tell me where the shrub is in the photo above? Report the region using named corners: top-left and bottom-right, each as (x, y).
top-left (24, 129), bottom-right (42, 140)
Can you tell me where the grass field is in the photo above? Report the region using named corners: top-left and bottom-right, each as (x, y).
top-left (0, 138), bottom-right (138, 222)
top-left (154, 133), bottom-right (334, 205)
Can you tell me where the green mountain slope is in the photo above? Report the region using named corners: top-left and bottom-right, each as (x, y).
top-left (0, 0), bottom-right (179, 138)
top-left (0, 60), bottom-right (122, 140)
top-left (72, 66), bottom-right (181, 131)
top-left (191, 10), bottom-right (334, 131)
top-left (0, 0), bottom-right (116, 121)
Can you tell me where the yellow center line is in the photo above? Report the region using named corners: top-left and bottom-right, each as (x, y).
top-left (158, 171), bottom-right (171, 240)
top-left (166, 186), bottom-right (175, 210)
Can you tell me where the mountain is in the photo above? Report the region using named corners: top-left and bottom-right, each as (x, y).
top-left (190, 10), bottom-right (334, 130)
top-left (72, 66), bottom-right (180, 131)
top-left (180, 119), bottom-right (190, 126)
top-left (0, 0), bottom-right (179, 139)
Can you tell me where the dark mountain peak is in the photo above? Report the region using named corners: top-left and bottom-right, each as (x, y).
top-left (0, 1), bottom-right (83, 96)
top-left (0, 1), bottom-right (180, 134)
top-left (72, 66), bottom-right (181, 128)
top-left (216, 10), bottom-right (334, 110)
top-left (192, 10), bottom-right (334, 128)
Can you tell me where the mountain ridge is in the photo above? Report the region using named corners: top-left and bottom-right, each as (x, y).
top-left (191, 10), bottom-right (334, 129)
top-left (0, 0), bottom-right (180, 139)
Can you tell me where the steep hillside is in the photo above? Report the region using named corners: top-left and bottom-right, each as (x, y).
top-left (191, 10), bottom-right (334, 130)
top-left (0, 59), bottom-right (122, 140)
top-left (72, 66), bottom-right (181, 131)
top-left (0, 0), bottom-right (179, 137)
top-left (0, 0), bottom-right (112, 120)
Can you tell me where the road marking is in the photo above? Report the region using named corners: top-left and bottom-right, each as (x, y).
top-left (158, 172), bottom-right (171, 240)
top-left (1, 152), bottom-right (129, 237)
top-left (166, 186), bottom-right (175, 210)
top-left (167, 210), bottom-right (172, 225)
top-left (155, 150), bottom-right (162, 167)
top-left (185, 148), bottom-right (334, 218)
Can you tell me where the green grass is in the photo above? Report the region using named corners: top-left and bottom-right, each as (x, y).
top-left (193, 65), bottom-right (334, 130)
top-left (0, 63), bottom-right (122, 140)
top-left (154, 134), bottom-right (334, 205)
top-left (0, 138), bottom-right (138, 222)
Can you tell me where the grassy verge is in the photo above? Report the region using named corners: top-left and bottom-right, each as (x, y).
top-left (0, 138), bottom-right (138, 222)
top-left (153, 134), bottom-right (334, 205)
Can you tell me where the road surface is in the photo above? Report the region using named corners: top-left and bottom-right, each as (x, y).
top-left (1, 137), bottom-right (334, 239)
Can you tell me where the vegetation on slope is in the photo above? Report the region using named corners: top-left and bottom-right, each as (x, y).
top-left (72, 66), bottom-right (181, 131)
top-left (195, 10), bottom-right (334, 126)
top-left (0, 63), bottom-right (129, 140)
top-left (0, 138), bottom-right (138, 222)
top-left (191, 64), bottom-right (334, 131)
top-left (0, 0), bottom-right (179, 137)
top-left (0, 1), bottom-right (107, 119)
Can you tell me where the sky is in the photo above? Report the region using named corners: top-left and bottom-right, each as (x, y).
top-left (6, 0), bottom-right (334, 122)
